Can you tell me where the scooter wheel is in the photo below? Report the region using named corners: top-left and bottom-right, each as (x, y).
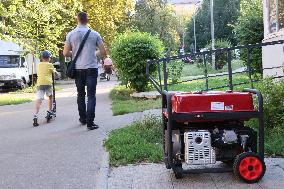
top-left (233, 152), bottom-right (266, 183)
top-left (46, 115), bottom-right (51, 123)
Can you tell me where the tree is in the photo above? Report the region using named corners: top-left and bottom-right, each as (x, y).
top-left (185, 0), bottom-right (240, 51)
top-left (81, 0), bottom-right (134, 47)
top-left (0, 0), bottom-right (82, 55)
top-left (130, 0), bottom-right (180, 50)
top-left (234, 0), bottom-right (263, 74)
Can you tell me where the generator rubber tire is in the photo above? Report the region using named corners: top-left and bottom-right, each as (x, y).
top-left (163, 129), bottom-right (171, 169)
top-left (222, 160), bottom-right (234, 166)
top-left (173, 163), bottom-right (183, 179)
top-left (233, 152), bottom-right (266, 183)
top-left (174, 171), bottom-right (183, 179)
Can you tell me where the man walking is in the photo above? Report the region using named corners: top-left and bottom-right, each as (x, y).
top-left (63, 12), bottom-right (106, 130)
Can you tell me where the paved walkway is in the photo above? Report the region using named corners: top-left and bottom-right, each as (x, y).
top-left (0, 79), bottom-right (142, 189)
top-left (108, 159), bottom-right (284, 189)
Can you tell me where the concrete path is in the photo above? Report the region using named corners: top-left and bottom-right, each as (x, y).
top-left (0, 79), bottom-right (142, 189)
top-left (108, 159), bottom-right (284, 189)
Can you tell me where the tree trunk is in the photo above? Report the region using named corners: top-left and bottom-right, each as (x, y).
top-left (59, 50), bottom-right (66, 79)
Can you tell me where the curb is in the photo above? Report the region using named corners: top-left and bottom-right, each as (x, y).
top-left (95, 150), bottom-right (110, 189)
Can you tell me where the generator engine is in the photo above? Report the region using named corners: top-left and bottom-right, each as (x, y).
top-left (172, 123), bottom-right (257, 165)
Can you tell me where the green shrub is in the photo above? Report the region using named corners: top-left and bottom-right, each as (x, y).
top-left (234, 0), bottom-right (263, 74)
top-left (111, 31), bottom-right (164, 92)
top-left (206, 39), bottom-right (232, 70)
top-left (167, 60), bottom-right (184, 84)
top-left (258, 79), bottom-right (284, 129)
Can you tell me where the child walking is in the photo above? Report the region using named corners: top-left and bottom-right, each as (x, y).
top-left (33, 50), bottom-right (55, 127)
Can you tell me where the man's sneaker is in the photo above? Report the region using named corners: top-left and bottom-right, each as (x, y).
top-left (79, 118), bottom-right (87, 125)
top-left (87, 122), bottom-right (99, 130)
top-left (33, 116), bottom-right (39, 127)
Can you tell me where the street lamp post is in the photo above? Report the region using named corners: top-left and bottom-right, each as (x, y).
top-left (193, 1), bottom-right (201, 53)
top-left (210, 0), bottom-right (215, 69)
top-left (193, 12), bottom-right (197, 52)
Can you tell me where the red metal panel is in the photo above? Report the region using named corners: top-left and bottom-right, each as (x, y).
top-left (172, 91), bottom-right (254, 114)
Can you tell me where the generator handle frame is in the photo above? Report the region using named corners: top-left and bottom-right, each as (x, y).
top-left (243, 88), bottom-right (264, 160)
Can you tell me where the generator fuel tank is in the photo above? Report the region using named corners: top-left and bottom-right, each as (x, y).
top-left (171, 91), bottom-right (255, 114)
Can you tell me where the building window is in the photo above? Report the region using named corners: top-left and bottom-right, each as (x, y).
top-left (269, 0), bottom-right (284, 33)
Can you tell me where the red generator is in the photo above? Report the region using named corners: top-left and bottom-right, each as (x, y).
top-left (161, 89), bottom-right (266, 183)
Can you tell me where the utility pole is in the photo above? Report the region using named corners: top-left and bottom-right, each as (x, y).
top-left (210, 0), bottom-right (215, 69)
top-left (193, 13), bottom-right (197, 53)
top-left (194, 1), bottom-right (201, 53)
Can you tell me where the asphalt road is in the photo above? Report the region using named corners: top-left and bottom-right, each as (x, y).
top-left (0, 79), bottom-right (139, 189)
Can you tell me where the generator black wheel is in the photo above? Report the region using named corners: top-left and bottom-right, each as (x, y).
top-left (173, 163), bottom-right (183, 179)
top-left (222, 160), bottom-right (234, 166)
top-left (163, 129), bottom-right (171, 169)
top-left (174, 171), bottom-right (183, 179)
top-left (233, 152), bottom-right (266, 183)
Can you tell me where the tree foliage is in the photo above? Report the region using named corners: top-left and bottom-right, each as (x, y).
top-left (206, 39), bottom-right (232, 69)
top-left (0, 0), bottom-right (82, 55)
top-left (185, 0), bottom-right (240, 51)
top-left (111, 31), bottom-right (164, 92)
top-left (82, 0), bottom-right (134, 47)
top-left (234, 0), bottom-right (263, 74)
top-left (130, 0), bottom-right (180, 50)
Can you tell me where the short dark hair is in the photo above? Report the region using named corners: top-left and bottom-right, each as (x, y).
top-left (77, 12), bottom-right (88, 24)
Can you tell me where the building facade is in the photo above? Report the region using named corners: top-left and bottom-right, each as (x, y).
top-left (262, 0), bottom-right (284, 77)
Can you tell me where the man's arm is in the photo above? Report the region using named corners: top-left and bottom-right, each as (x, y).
top-left (63, 42), bottom-right (72, 57)
top-left (97, 42), bottom-right (107, 59)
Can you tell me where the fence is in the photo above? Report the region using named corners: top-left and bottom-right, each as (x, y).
top-left (146, 40), bottom-right (284, 94)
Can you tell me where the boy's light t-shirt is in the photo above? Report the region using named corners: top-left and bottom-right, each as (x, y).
top-left (37, 62), bottom-right (54, 86)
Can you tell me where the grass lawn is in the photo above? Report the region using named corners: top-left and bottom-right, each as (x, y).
top-left (110, 86), bottom-right (161, 116)
top-left (181, 59), bottom-right (244, 77)
top-left (169, 74), bottom-right (256, 92)
top-left (104, 115), bottom-right (163, 166)
top-left (0, 95), bottom-right (32, 106)
top-left (12, 85), bottom-right (61, 94)
top-left (0, 85), bottom-right (61, 106)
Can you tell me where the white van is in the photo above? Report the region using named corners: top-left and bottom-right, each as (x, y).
top-left (0, 40), bottom-right (39, 89)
